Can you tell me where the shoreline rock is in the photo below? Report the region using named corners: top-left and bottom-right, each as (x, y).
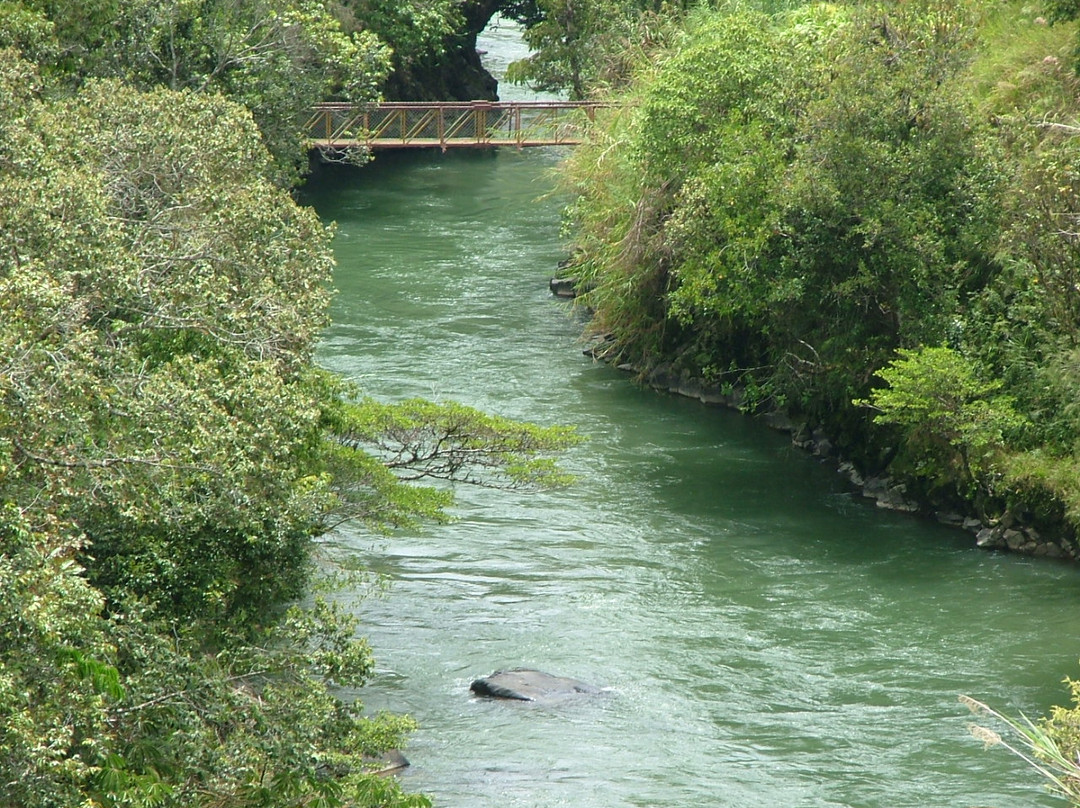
top-left (362, 749), bottom-right (410, 776)
top-left (549, 276), bottom-right (579, 298)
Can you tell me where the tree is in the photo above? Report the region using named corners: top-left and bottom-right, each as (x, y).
top-left (561, 0), bottom-right (1004, 450)
top-left (505, 0), bottom-right (683, 99)
top-left (857, 347), bottom-right (1023, 505)
top-left (0, 500), bottom-right (429, 808)
top-left (3, 49), bottom-right (581, 614)
top-left (557, 4), bottom-right (849, 377)
top-left (323, 395), bottom-right (579, 526)
top-left (335, 0), bottom-right (464, 63)
top-left (510, 0), bottom-right (604, 98)
top-left (5, 0), bottom-right (392, 181)
top-left (0, 506), bottom-right (120, 808)
top-left (1, 69), bottom-right (338, 623)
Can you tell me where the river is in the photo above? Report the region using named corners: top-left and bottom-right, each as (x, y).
top-left (300, 18), bottom-right (1080, 808)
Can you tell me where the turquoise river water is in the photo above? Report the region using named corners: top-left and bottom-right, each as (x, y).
top-left (300, 19), bottom-right (1080, 808)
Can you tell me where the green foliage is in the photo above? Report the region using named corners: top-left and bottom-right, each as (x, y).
top-left (315, 392), bottom-right (582, 529)
top-left (996, 126), bottom-right (1080, 334)
top-left (507, 0), bottom-right (613, 99)
top-left (1042, 0), bottom-right (1080, 23)
top-left (858, 347), bottom-right (1024, 502)
top-left (999, 449), bottom-right (1080, 539)
top-left (0, 1), bottom-right (55, 62)
top-left (94, 600), bottom-right (428, 808)
top-left (765, 2), bottom-right (1003, 423)
top-left (3, 0), bottom-right (392, 181)
top-left (640, 4), bottom-right (847, 363)
top-left (1, 74), bottom-right (338, 624)
top-left (505, 1), bottom-right (828, 99)
top-left (0, 507), bottom-right (119, 808)
top-left (0, 48), bottom-right (580, 613)
top-left (24, 0), bottom-right (125, 76)
top-left (0, 508), bottom-right (428, 808)
top-left (507, 0), bottom-right (687, 99)
top-left (329, 397), bottom-right (581, 490)
top-left (557, 94), bottom-right (671, 360)
top-left (965, 8), bottom-right (1077, 118)
top-left (116, 0), bottom-right (391, 180)
top-left (1044, 680), bottom-right (1080, 775)
top-left (562, 0), bottom-right (1020, 448)
top-left (557, 9), bottom-right (1080, 790)
top-left (558, 0), bottom-right (1080, 547)
top-left (336, 0), bottom-right (463, 62)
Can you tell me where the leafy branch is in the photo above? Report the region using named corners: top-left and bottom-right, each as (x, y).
top-left (329, 397), bottom-right (582, 491)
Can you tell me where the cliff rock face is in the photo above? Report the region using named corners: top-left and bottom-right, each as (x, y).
top-left (383, 0), bottom-right (505, 101)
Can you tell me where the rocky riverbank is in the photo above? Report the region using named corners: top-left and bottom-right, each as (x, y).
top-left (555, 273), bottom-right (1075, 563)
top-left (648, 361), bottom-right (1074, 560)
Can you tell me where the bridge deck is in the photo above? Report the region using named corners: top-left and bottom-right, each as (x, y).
top-left (305, 101), bottom-right (604, 151)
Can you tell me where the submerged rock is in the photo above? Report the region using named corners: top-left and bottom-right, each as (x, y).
top-left (470, 668), bottom-right (602, 704)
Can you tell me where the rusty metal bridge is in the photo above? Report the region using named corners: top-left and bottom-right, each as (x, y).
top-left (305, 100), bottom-right (604, 152)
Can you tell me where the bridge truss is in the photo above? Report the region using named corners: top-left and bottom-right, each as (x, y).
top-left (305, 101), bottom-right (605, 153)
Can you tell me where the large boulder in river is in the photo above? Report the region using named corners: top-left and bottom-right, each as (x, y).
top-left (470, 668), bottom-right (602, 703)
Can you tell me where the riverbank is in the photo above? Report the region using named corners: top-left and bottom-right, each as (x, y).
top-left (614, 344), bottom-right (1072, 561)
top-left (554, 272), bottom-right (1074, 562)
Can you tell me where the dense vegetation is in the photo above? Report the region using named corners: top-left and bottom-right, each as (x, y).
top-left (546, 0), bottom-right (1080, 801)
top-left (560, 0), bottom-right (1080, 546)
top-left (0, 2), bottom-right (577, 806)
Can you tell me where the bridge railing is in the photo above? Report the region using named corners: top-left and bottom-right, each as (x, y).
top-left (304, 101), bottom-right (606, 151)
